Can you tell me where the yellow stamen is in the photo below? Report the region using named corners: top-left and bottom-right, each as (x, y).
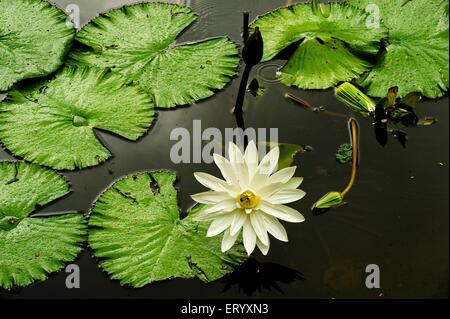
top-left (237, 190), bottom-right (260, 210)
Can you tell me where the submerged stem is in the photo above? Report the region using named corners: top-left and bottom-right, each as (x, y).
top-left (285, 93), bottom-right (347, 119)
top-left (341, 118), bottom-right (359, 196)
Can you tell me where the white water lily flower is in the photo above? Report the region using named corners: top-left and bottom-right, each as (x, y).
top-left (191, 140), bottom-right (306, 256)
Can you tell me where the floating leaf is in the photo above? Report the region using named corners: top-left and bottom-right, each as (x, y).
top-left (350, 0), bottom-right (449, 98)
top-left (250, 2), bottom-right (387, 89)
top-left (0, 161), bottom-right (86, 289)
top-left (247, 78), bottom-right (266, 97)
top-left (89, 171), bottom-right (247, 288)
top-left (336, 143), bottom-right (353, 164)
top-left (261, 142), bottom-right (305, 170)
top-left (0, 0), bottom-right (74, 91)
top-left (69, 3), bottom-right (240, 108)
top-left (0, 66), bottom-right (154, 170)
top-left (417, 117), bottom-right (438, 126)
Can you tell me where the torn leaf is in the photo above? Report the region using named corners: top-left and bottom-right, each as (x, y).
top-left (249, 2), bottom-right (386, 89)
top-left (69, 3), bottom-right (240, 108)
top-left (89, 171), bottom-right (247, 288)
top-left (350, 0), bottom-right (449, 98)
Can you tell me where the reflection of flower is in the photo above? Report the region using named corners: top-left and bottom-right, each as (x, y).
top-left (221, 258), bottom-right (304, 296)
top-left (192, 141), bottom-right (306, 256)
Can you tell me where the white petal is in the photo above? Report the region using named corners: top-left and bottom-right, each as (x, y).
top-left (194, 208), bottom-right (229, 221)
top-left (203, 199), bottom-right (237, 214)
top-left (244, 140), bottom-right (259, 178)
top-left (228, 141), bottom-right (244, 161)
top-left (256, 238), bottom-right (270, 255)
top-left (249, 172), bottom-right (270, 190)
top-left (283, 177), bottom-right (304, 189)
top-left (206, 214), bottom-right (234, 237)
top-left (269, 166), bottom-right (296, 184)
top-left (213, 154), bottom-right (238, 185)
top-left (267, 189), bottom-right (306, 204)
top-left (258, 146), bottom-right (279, 175)
top-left (256, 182), bottom-right (284, 197)
top-left (228, 142), bottom-right (249, 188)
top-left (261, 213), bottom-right (288, 242)
top-left (221, 229), bottom-right (239, 252)
top-left (243, 220), bottom-right (257, 255)
top-left (191, 191), bottom-right (230, 204)
top-left (230, 211), bottom-right (247, 236)
top-left (250, 212), bottom-right (269, 245)
top-left (259, 201), bottom-right (305, 223)
top-left (194, 172), bottom-right (228, 192)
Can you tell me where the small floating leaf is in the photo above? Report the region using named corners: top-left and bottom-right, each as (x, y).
top-left (0, 0), bottom-right (75, 91)
top-left (89, 171), bottom-right (247, 288)
top-left (70, 3), bottom-right (240, 108)
top-left (417, 117), bottom-right (438, 126)
top-left (250, 2), bottom-right (386, 89)
top-left (350, 0), bottom-right (449, 98)
top-left (0, 161), bottom-right (86, 289)
top-left (336, 144), bottom-right (353, 164)
top-left (261, 142), bottom-right (305, 170)
top-left (0, 66), bottom-right (154, 170)
top-left (247, 78), bottom-right (266, 97)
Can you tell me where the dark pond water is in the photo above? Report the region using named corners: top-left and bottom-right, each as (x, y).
top-left (0, 0), bottom-right (448, 299)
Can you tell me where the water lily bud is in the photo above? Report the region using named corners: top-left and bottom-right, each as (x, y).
top-left (242, 27), bottom-right (264, 67)
top-left (386, 86), bottom-right (398, 107)
top-left (335, 82), bottom-right (376, 116)
top-left (312, 191), bottom-right (343, 209)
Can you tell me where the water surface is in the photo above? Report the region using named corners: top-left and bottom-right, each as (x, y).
top-left (0, 0), bottom-right (448, 299)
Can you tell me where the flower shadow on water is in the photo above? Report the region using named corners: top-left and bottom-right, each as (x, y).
top-left (221, 258), bottom-right (304, 296)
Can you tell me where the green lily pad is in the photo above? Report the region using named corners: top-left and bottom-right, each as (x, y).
top-left (89, 171), bottom-right (247, 288)
top-left (69, 2), bottom-right (240, 108)
top-left (0, 161), bottom-right (86, 289)
top-left (249, 2), bottom-right (387, 89)
top-left (0, 0), bottom-right (74, 91)
top-left (350, 0), bottom-right (449, 98)
top-left (0, 66), bottom-right (154, 170)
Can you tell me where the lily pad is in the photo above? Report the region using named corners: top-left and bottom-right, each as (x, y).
top-left (69, 2), bottom-right (240, 108)
top-left (89, 171), bottom-right (247, 288)
top-left (0, 66), bottom-right (154, 170)
top-left (0, 161), bottom-right (86, 289)
top-left (350, 0), bottom-right (449, 98)
top-left (249, 2), bottom-right (387, 89)
top-left (0, 0), bottom-right (75, 91)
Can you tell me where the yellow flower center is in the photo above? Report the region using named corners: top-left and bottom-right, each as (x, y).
top-left (237, 190), bottom-right (260, 210)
